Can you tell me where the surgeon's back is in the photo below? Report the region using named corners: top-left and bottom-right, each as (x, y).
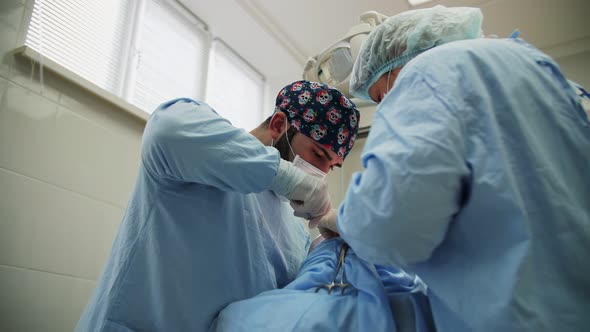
top-left (413, 38), bottom-right (590, 331)
top-left (343, 37), bottom-right (590, 331)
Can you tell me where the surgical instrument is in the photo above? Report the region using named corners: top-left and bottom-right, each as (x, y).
top-left (315, 242), bottom-right (352, 295)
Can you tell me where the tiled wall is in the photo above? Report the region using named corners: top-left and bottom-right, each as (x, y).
top-left (0, 0), bottom-right (146, 330)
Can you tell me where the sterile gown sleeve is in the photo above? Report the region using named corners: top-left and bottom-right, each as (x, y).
top-left (141, 98), bottom-right (279, 193)
top-left (338, 72), bottom-right (470, 267)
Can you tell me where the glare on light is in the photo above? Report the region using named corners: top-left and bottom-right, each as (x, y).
top-left (408, 0), bottom-right (435, 6)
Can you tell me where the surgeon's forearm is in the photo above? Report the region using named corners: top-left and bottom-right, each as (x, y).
top-left (142, 99), bottom-right (278, 193)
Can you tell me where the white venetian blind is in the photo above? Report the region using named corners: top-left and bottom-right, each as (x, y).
top-left (25, 0), bottom-right (133, 94)
top-left (129, 0), bottom-right (209, 113)
top-left (206, 40), bottom-right (265, 131)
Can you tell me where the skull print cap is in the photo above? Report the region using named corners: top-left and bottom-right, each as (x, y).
top-left (274, 80), bottom-right (360, 160)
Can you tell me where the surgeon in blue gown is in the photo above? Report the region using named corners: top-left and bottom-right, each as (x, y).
top-left (313, 5), bottom-right (590, 332)
top-left (75, 80), bottom-right (360, 331)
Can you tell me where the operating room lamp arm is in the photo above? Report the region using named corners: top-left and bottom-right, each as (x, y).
top-left (303, 11), bottom-right (387, 98)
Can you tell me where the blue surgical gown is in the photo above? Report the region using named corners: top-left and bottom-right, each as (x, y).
top-left (76, 98), bottom-right (310, 331)
top-left (339, 38), bottom-right (590, 331)
top-left (212, 238), bottom-right (433, 332)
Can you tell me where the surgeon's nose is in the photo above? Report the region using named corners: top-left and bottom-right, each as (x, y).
top-left (322, 160), bottom-right (339, 173)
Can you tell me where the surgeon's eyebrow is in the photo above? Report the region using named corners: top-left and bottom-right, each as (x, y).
top-left (314, 142), bottom-right (343, 168)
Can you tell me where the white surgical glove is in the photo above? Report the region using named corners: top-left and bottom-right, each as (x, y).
top-left (289, 182), bottom-right (331, 220)
top-left (309, 208), bottom-right (338, 237)
top-left (270, 159), bottom-right (331, 219)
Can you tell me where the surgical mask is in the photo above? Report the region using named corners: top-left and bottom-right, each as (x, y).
top-left (292, 155), bottom-right (327, 179)
top-left (285, 121), bottom-right (327, 179)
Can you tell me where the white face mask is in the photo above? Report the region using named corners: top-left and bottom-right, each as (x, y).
top-left (285, 121), bottom-right (327, 179)
top-left (292, 155), bottom-right (327, 179)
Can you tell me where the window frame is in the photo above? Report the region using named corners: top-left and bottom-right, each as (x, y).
top-left (15, 0), bottom-right (266, 125)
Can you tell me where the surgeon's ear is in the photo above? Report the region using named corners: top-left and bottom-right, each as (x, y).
top-left (269, 112), bottom-right (288, 140)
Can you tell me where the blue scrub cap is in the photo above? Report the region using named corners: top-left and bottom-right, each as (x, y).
top-left (275, 80), bottom-right (360, 159)
top-left (350, 5), bottom-right (484, 101)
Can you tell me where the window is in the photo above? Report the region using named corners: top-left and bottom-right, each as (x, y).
top-left (25, 0), bottom-right (134, 94)
top-left (206, 40), bottom-right (266, 131)
top-left (124, 0), bottom-right (209, 113)
top-left (24, 0), bottom-right (265, 124)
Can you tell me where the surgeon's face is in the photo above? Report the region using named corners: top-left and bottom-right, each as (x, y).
top-left (368, 67), bottom-right (402, 103)
top-left (269, 112), bottom-right (343, 173)
top-left (289, 132), bottom-right (343, 173)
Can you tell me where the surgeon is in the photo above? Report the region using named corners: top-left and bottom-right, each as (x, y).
top-left (314, 5), bottom-right (590, 331)
top-left (75, 80), bottom-right (360, 332)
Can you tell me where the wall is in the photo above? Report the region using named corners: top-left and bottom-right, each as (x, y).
top-left (556, 51), bottom-right (590, 88)
top-left (0, 0), bottom-right (146, 331)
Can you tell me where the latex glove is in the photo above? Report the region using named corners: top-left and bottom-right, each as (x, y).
top-left (270, 159), bottom-right (331, 219)
top-left (309, 208), bottom-right (338, 238)
top-left (288, 177), bottom-right (331, 220)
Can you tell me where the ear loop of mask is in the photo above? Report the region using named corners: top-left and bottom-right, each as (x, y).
top-left (340, 162), bottom-right (345, 196)
top-left (386, 70), bottom-right (392, 96)
top-left (285, 120), bottom-right (296, 158)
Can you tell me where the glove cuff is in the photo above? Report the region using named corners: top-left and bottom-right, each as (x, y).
top-left (269, 159), bottom-right (305, 197)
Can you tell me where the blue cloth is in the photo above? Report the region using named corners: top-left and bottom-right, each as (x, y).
top-left (339, 38), bottom-right (590, 331)
top-left (76, 99), bottom-right (310, 331)
top-left (212, 238), bottom-right (433, 332)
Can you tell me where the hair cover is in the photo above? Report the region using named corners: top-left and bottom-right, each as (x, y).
top-left (350, 5), bottom-right (483, 100)
top-left (275, 80), bottom-right (360, 159)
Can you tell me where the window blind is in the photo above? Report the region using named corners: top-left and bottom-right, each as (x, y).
top-left (25, 0), bottom-right (133, 94)
top-left (129, 0), bottom-right (209, 113)
top-left (206, 40), bottom-right (265, 131)
top-left (24, 0), bottom-right (265, 123)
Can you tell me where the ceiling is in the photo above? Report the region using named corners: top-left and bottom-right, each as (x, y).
top-left (180, 0), bottom-right (589, 108)
top-left (244, 0), bottom-right (589, 60)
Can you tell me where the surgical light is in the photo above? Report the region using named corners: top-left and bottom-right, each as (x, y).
top-left (303, 11), bottom-right (388, 98)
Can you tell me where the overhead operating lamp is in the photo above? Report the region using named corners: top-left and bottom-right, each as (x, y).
top-left (302, 11), bottom-right (387, 98)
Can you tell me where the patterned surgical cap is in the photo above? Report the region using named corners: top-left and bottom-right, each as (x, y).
top-left (275, 80), bottom-right (360, 159)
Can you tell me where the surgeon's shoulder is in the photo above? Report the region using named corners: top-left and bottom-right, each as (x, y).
top-left (145, 98), bottom-right (218, 136)
top-left (150, 97), bottom-right (212, 119)
top-left (409, 38), bottom-right (526, 72)
top-left (401, 38), bottom-right (522, 91)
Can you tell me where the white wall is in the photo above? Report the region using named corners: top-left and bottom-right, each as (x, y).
top-left (556, 51), bottom-right (590, 88)
top-left (0, 0), bottom-right (145, 330)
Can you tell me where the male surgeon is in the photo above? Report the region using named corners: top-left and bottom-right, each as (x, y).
top-left (76, 80), bottom-right (360, 331)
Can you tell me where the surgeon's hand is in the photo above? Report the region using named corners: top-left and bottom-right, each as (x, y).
top-left (270, 159), bottom-right (331, 219)
top-left (288, 175), bottom-right (331, 220)
top-left (310, 209), bottom-right (338, 238)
